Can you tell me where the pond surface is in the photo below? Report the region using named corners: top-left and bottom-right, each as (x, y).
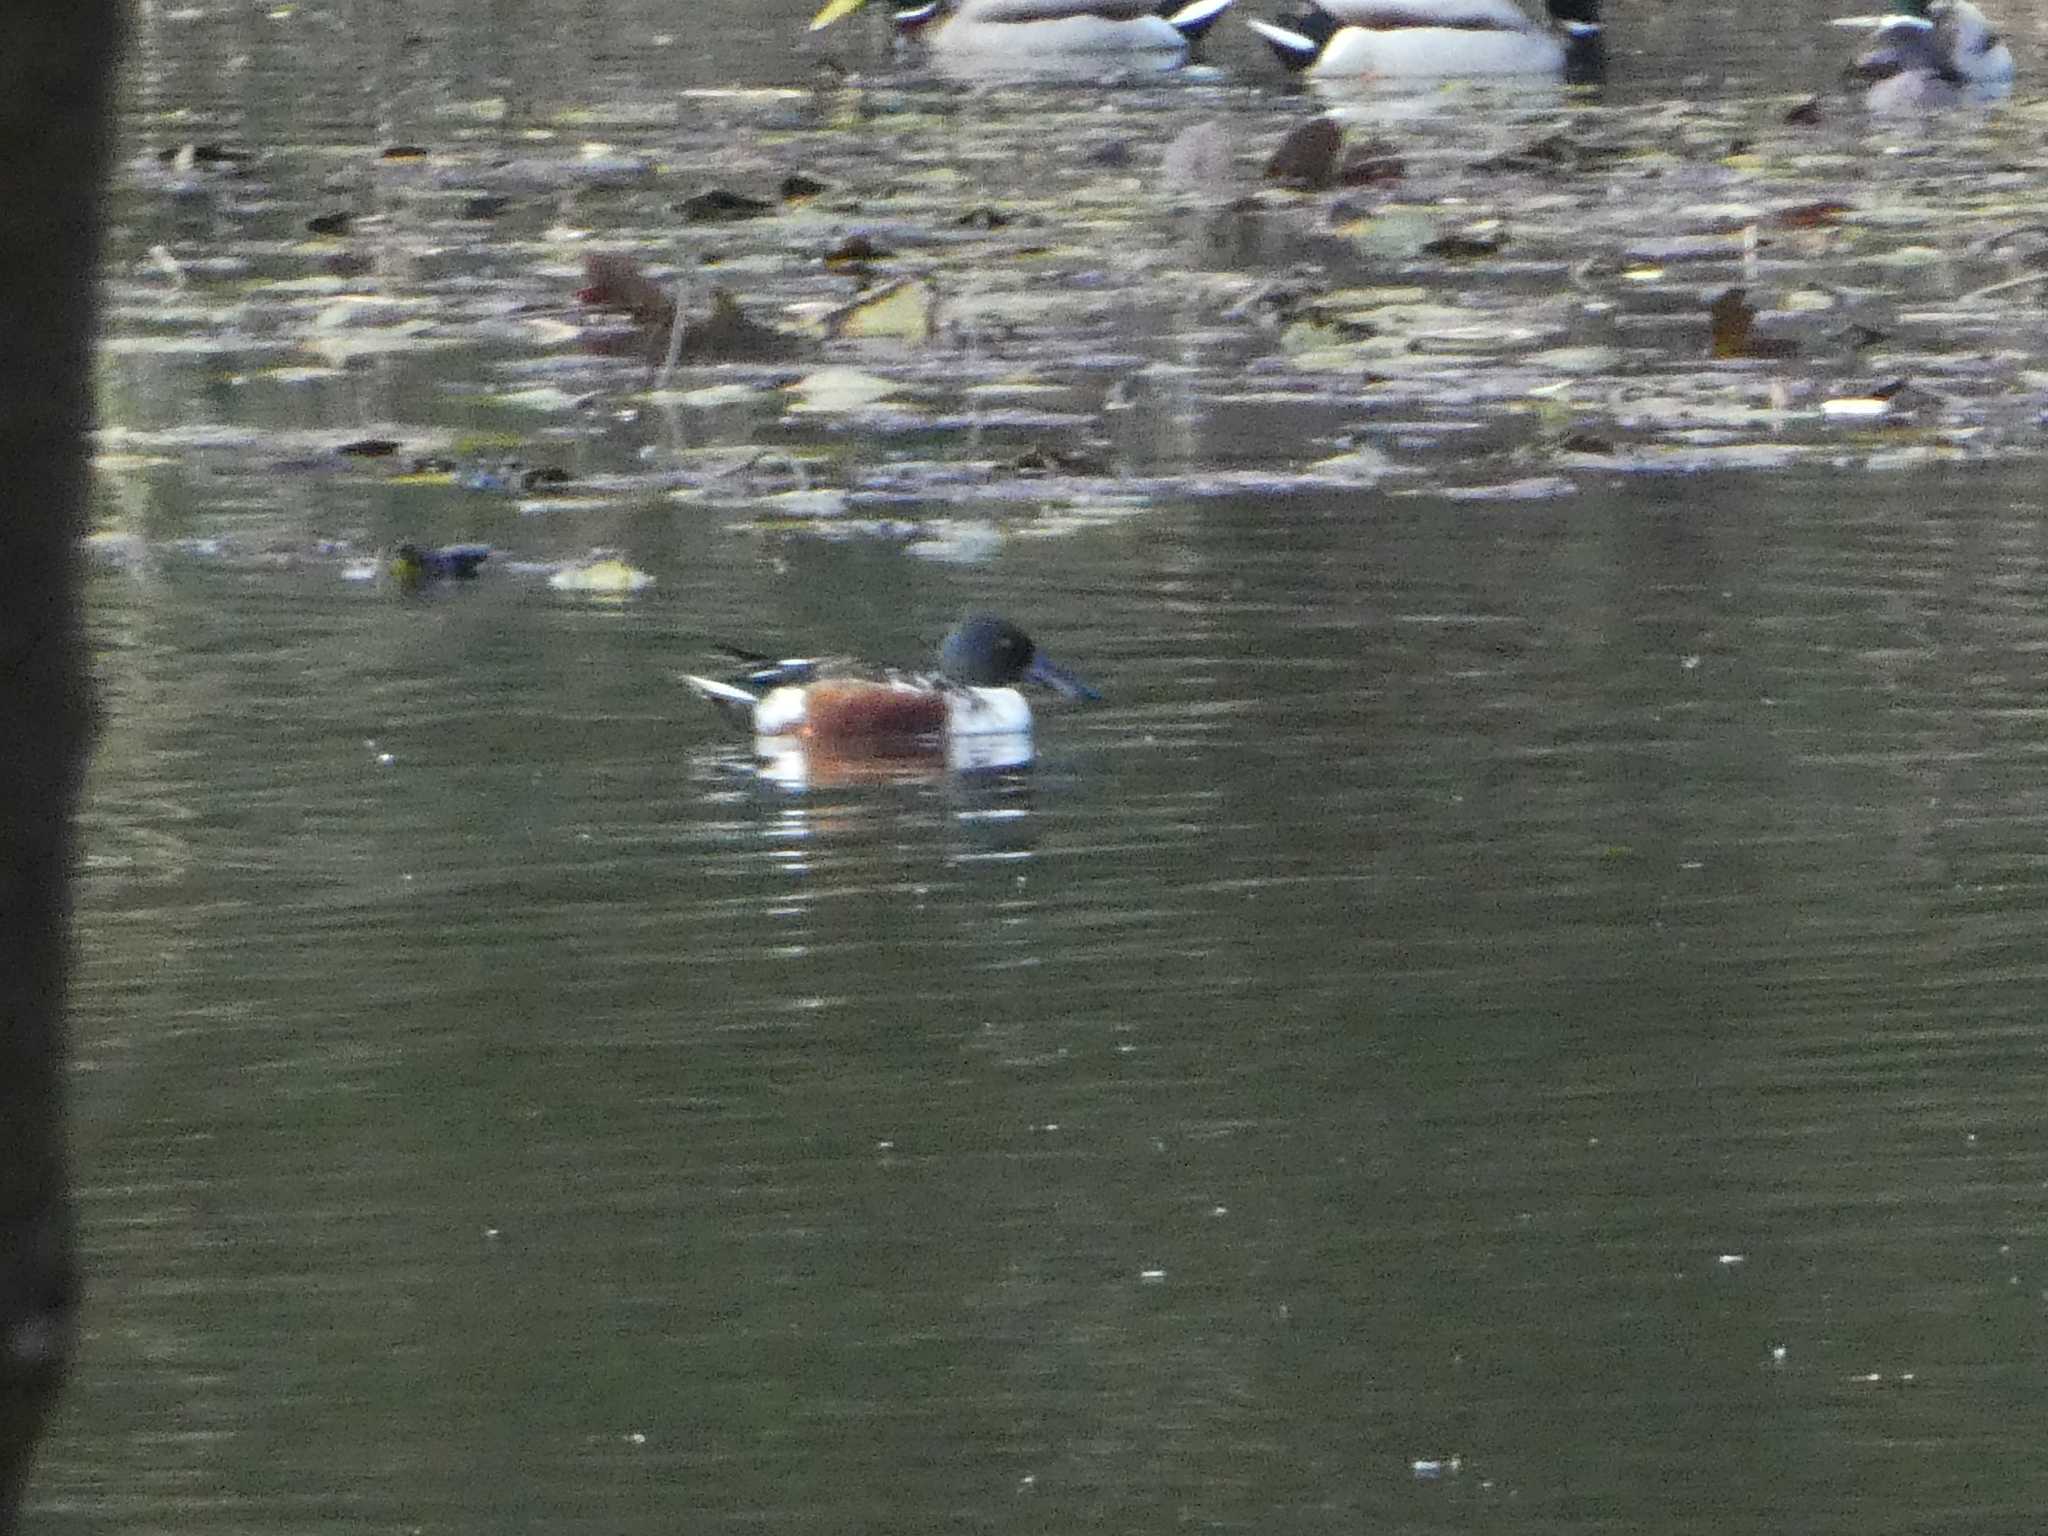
top-left (36, 1), bottom-right (2048, 1531)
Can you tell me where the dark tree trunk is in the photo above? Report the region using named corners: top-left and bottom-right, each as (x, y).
top-left (0, 4), bottom-right (124, 1529)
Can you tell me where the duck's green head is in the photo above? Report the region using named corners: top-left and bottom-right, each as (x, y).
top-left (390, 543), bottom-right (425, 588)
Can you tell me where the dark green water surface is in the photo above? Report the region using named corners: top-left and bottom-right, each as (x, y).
top-left (38, 1), bottom-right (2048, 1531)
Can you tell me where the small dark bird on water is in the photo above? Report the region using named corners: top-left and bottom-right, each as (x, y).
top-left (390, 542), bottom-right (491, 590)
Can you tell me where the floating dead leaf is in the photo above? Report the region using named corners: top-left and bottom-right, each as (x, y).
top-left (579, 252), bottom-right (675, 333)
top-left (1772, 200), bottom-right (1853, 230)
top-left (1011, 444), bottom-right (1111, 476)
top-left (1339, 139), bottom-right (1404, 187)
top-left (1820, 395), bottom-right (1893, 421)
top-left (550, 558), bottom-right (653, 594)
top-left (1784, 96), bottom-right (1823, 126)
top-left (379, 144), bottom-right (429, 161)
top-left (335, 438), bottom-right (400, 458)
top-left (682, 289), bottom-right (808, 362)
top-left (1343, 207), bottom-right (1437, 260)
top-left (825, 279), bottom-right (932, 343)
top-left (1474, 132), bottom-right (1628, 176)
top-left (1307, 448), bottom-right (1394, 484)
top-left (758, 489), bottom-right (851, 519)
top-left (306, 211), bottom-right (353, 237)
top-left (781, 172), bottom-right (830, 202)
top-left (489, 385), bottom-right (590, 412)
top-left (311, 296), bottom-right (432, 331)
top-left (1265, 117), bottom-right (1342, 192)
top-left (1434, 476), bottom-right (1578, 501)
top-left (1557, 430), bottom-right (1616, 454)
top-left (825, 233), bottom-right (891, 266)
top-left (653, 382), bottom-right (768, 409)
top-left (306, 311), bottom-right (445, 367)
top-left (1822, 377), bottom-right (1918, 421)
top-left (579, 255), bottom-right (806, 363)
top-left (677, 187), bottom-right (775, 223)
top-left (1423, 222), bottom-right (1505, 260)
top-left (787, 366), bottom-right (905, 414)
top-left (1528, 345), bottom-right (1623, 373)
top-left (1708, 288), bottom-right (1797, 361)
top-left (1777, 287), bottom-right (1839, 313)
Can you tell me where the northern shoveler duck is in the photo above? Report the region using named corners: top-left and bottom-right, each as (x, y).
top-left (1246, 0), bottom-right (1602, 77)
top-left (685, 614), bottom-right (1098, 772)
top-left (810, 0), bottom-right (1237, 70)
top-left (1842, 0), bottom-right (2011, 109)
top-left (390, 542), bottom-right (490, 590)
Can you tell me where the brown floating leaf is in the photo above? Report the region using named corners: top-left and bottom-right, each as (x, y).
top-left (1474, 132), bottom-right (1626, 175)
top-left (1011, 443), bottom-right (1109, 476)
top-left (579, 252), bottom-right (676, 336)
top-left (1708, 287), bottom-right (1797, 361)
top-left (1423, 223), bottom-right (1504, 260)
top-left (1339, 138), bottom-right (1404, 187)
top-left (1558, 430), bottom-right (1615, 455)
top-left (577, 256), bottom-right (803, 362)
top-left (380, 144), bottom-right (429, 161)
top-left (520, 466), bottom-right (574, 493)
top-left (781, 172), bottom-right (830, 202)
top-left (1771, 200), bottom-right (1853, 230)
top-left (676, 187), bottom-right (774, 223)
top-left (307, 211), bottom-right (353, 237)
top-left (1265, 116), bottom-right (1342, 192)
top-left (675, 289), bottom-right (805, 363)
top-left (826, 233), bottom-right (891, 266)
top-left (336, 438), bottom-right (400, 458)
top-left (1784, 95), bottom-right (1823, 126)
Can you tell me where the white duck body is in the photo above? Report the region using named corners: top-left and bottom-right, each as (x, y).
top-left (816, 0), bottom-right (1233, 69)
top-left (939, 11), bottom-right (1186, 55)
top-left (1251, 0), bottom-right (1591, 76)
top-left (1311, 21), bottom-right (1561, 73)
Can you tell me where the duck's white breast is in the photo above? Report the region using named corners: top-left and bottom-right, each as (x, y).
top-left (945, 686), bottom-right (1033, 736)
top-left (1313, 21), bottom-right (1562, 75)
top-left (936, 12), bottom-right (1189, 56)
top-left (753, 685), bottom-right (811, 736)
